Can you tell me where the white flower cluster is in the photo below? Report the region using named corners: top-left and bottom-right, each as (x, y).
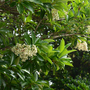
top-left (86, 25), bottom-right (90, 34)
top-left (0, 54), bottom-right (3, 58)
top-left (52, 9), bottom-right (59, 20)
top-left (75, 40), bottom-right (88, 51)
top-left (11, 43), bottom-right (37, 62)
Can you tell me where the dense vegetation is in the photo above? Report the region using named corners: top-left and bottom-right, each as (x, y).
top-left (0, 0), bottom-right (90, 90)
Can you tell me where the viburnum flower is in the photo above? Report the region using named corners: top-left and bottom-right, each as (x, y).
top-left (52, 9), bottom-right (59, 20)
top-left (86, 25), bottom-right (90, 34)
top-left (11, 43), bottom-right (37, 62)
top-left (75, 40), bottom-right (88, 51)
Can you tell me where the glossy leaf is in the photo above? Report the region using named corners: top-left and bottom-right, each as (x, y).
top-left (17, 3), bottom-right (24, 14)
top-left (22, 69), bottom-right (30, 74)
top-left (14, 57), bottom-right (20, 65)
top-left (26, 15), bottom-right (32, 23)
top-left (34, 71), bottom-right (38, 81)
top-left (44, 39), bottom-right (55, 43)
top-left (40, 0), bottom-right (52, 3)
top-left (57, 38), bottom-right (65, 53)
top-left (22, 1), bottom-right (34, 13)
top-left (44, 56), bottom-right (53, 64)
top-left (24, 32), bottom-right (32, 45)
top-left (58, 49), bottom-right (76, 58)
top-left (37, 54), bottom-right (44, 61)
top-left (17, 73), bottom-right (24, 81)
top-left (65, 43), bottom-right (71, 49)
top-left (10, 53), bottom-right (14, 65)
top-left (30, 0), bottom-right (42, 4)
top-left (0, 28), bottom-right (10, 33)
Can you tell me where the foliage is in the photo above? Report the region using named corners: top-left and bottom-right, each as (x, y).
top-left (0, 0), bottom-right (76, 89)
top-left (66, 75), bottom-right (90, 90)
top-left (42, 69), bottom-right (90, 90)
top-left (0, 33), bottom-right (74, 89)
top-left (68, 50), bottom-right (90, 78)
top-left (0, 0), bottom-right (90, 89)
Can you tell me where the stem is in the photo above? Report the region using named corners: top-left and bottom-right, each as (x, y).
top-left (35, 18), bottom-right (44, 33)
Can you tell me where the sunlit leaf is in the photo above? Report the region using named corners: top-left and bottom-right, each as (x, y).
top-left (22, 1), bottom-right (34, 13)
top-left (57, 38), bottom-right (65, 53)
top-left (44, 39), bottom-right (55, 43)
top-left (30, 0), bottom-right (42, 4)
top-left (17, 73), bottom-right (24, 81)
top-left (22, 69), bottom-right (30, 74)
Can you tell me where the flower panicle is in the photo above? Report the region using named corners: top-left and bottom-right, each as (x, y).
top-left (11, 43), bottom-right (37, 62)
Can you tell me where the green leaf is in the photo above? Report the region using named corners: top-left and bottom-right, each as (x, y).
top-left (26, 15), bottom-right (32, 23)
top-left (40, 9), bottom-right (45, 19)
top-left (10, 53), bottom-right (14, 65)
top-left (17, 73), bottom-right (24, 81)
top-left (45, 70), bottom-right (49, 75)
top-left (47, 45), bottom-right (56, 57)
top-left (34, 71), bottom-right (38, 81)
top-left (2, 79), bottom-right (6, 88)
top-left (40, 0), bottom-right (52, 3)
top-left (44, 39), bottom-right (55, 43)
top-left (24, 32), bottom-right (32, 45)
top-left (64, 61), bottom-right (73, 67)
top-left (0, 22), bottom-right (6, 28)
top-left (47, 11), bottom-right (52, 20)
top-left (44, 56), bottom-right (53, 64)
top-left (22, 1), bottom-right (34, 13)
top-left (65, 43), bottom-right (71, 49)
top-left (66, 50), bottom-right (76, 55)
top-left (0, 28), bottom-right (10, 33)
top-left (10, 74), bottom-right (16, 78)
top-left (0, 66), bottom-right (9, 73)
top-left (59, 49), bottom-right (76, 58)
top-left (37, 54), bottom-right (44, 61)
top-left (57, 38), bottom-right (65, 53)
top-left (0, 60), bottom-right (7, 65)
top-left (30, 0), bottom-right (42, 4)
top-left (55, 63), bottom-right (60, 70)
top-left (14, 57), bottom-right (20, 65)
top-left (54, 0), bottom-right (74, 3)
top-left (60, 58), bottom-right (73, 67)
top-left (22, 69), bottom-right (30, 74)
top-left (52, 64), bottom-right (56, 75)
top-left (35, 37), bottom-right (40, 44)
top-left (41, 45), bottom-right (49, 52)
top-left (17, 3), bottom-right (24, 14)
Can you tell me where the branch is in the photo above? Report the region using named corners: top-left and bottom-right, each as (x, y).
top-left (52, 33), bottom-right (81, 39)
top-left (35, 18), bottom-right (44, 33)
top-left (0, 46), bottom-right (12, 50)
top-left (49, 33), bottom-right (90, 39)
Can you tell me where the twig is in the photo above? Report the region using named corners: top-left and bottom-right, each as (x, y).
top-left (35, 18), bottom-right (44, 33)
top-left (52, 33), bottom-right (81, 39)
top-left (49, 33), bottom-right (90, 39)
